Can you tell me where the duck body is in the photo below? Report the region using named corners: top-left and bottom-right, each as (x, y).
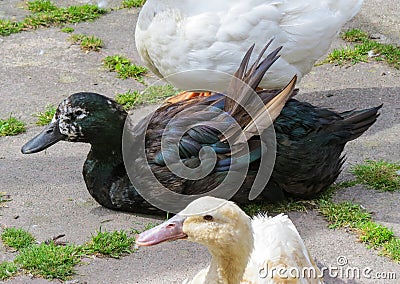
top-left (137, 196), bottom-right (323, 283)
top-left (270, 100), bottom-right (380, 197)
top-left (136, 0), bottom-right (363, 90)
top-left (21, 45), bottom-right (381, 214)
top-left (21, 95), bottom-right (381, 214)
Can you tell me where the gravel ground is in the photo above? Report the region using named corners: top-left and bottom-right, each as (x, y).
top-left (0, 0), bottom-right (399, 283)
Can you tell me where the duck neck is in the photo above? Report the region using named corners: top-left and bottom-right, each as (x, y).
top-left (205, 233), bottom-right (253, 284)
top-left (90, 138), bottom-right (122, 158)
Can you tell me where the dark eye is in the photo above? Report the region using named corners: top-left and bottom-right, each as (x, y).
top-left (75, 110), bottom-right (83, 116)
top-left (203, 215), bottom-right (213, 221)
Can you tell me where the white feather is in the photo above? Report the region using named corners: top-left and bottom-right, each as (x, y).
top-left (179, 197), bottom-right (323, 283)
top-left (135, 0), bottom-right (363, 90)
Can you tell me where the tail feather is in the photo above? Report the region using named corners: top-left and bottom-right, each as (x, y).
top-left (334, 104), bottom-right (382, 142)
top-left (222, 41), bottom-right (296, 145)
top-left (224, 39), bottom-right (280, 116)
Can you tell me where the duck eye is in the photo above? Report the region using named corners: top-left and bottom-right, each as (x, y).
top-left (75, 110), bottom-right (83, 116)
top-left (203, 215), bottom-right (213, 221)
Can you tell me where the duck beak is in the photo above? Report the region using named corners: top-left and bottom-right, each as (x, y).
top-left (21, 120), bottom-right (66, 154)
top-left (136, 215), bottom-right (188, 246)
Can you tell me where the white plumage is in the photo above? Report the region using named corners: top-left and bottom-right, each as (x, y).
top-left (137, 197), bottom-right (323, 283)
top-left (244, 213), bottom-right (323, 283)
top-left (135, 0), bottom-right (363, 91)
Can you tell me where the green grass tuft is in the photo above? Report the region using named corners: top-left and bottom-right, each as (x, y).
top-left (383, 238), bottom-right (400, 262)
top-left (140, 85), bottom-right (181, 104)
top-left (321, 28), bottom-right (400, 69)
top-left (115, 85), bottom-right (180, 110)
top-left (318, 198), bottom-right (400, 262)
top-left (121, 0), bottom-right (146, 8)
top-left (26, 0), bottom-right (58, 13)
top-left (323, 47), bottom-right (369, 65)
top-left (1, 228), bottom-right (36, 250)
top-left (81, 229), bottom-right (135, 258)
top-left (0, 1), bottom-right (107, 36)
top-left (23, 4), bottom-right (107, 29)
top-left (103, 55), bottom-right (148, 83)
top-left (243, 200), bottom-right (310, 216)
top-left (33, 104), bottom-right (56, 126)
top-left (0, 117), bottom-right (26, 136)
top-left (115, 90), bottom-right (140, 110)
top-left (241, 180), bottom-right (361, 216)
top-left (318, 200), bottom-right (371, 229)
top-left (341, 29), bottom-right (369, 42)
top-left (61, 26), bottom-right (74, 33)
top-left (358, 221), bottom-right (394, 247)
top-left (0, 20), bottom-right (24, 36)
top-left (69, 34), bottom-right (103, 52)
top-left (0, 262), bottom-right (18, 280)
top-left (0, 228), bottom-right (142, 280)
top-left (351, 160), bottom-right (400, 192)
top-left (14, 242), bottom-right (80, 280)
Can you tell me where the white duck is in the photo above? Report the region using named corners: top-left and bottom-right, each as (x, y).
top-left (137, 196), bottom-right (323, 284)
top-left (135, 0), bottom-right (363, 91)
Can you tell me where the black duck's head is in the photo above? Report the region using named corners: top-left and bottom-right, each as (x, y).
top-left (22, 92), bottom-right (127, 154)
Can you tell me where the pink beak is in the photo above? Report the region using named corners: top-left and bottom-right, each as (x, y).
top-left (136, 215), bottom-right (188, 246)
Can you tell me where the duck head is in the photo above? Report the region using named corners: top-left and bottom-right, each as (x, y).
top-left (137, 196), bottom-right (253, 283)
top-left (138, 196), bottom-right (252, 257)
top-left (22, 92), bottom-right (127, 154)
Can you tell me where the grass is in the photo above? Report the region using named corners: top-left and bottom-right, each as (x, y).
top-left (318, 200), bottom-right (400, 261)
top-left (61, 26), bottom-right (74, 33)
top-left (115, 90), bottom-right (140, 110)
top-left (383, 238), bottom-right (400, 261)
top-left (0, 227), bottom-right (141, 281)
top-left (243, 200), bottom-right (310, 216)
top-left (115, 85), bottom-right (180, 110)
top-left (0, 262), bottom-right (18, 280)
top-left (14, 242), bottom-right (80, 280)
top-left (0, 20), bottom-right (24, 36)
top-left (1, 228), bottom-right (36, 250)
top-left (69, 34), bottom-right (104, 52)
top-left (80, 229), bottom-right (136, 258)
top-left (351, 160), bottom-right (400, 192)
top-left (0, 0), bottom-right (107, 36)
top-left (240, 175), bottom-right (400, 262)
top-left (26, 0), bottom-right (58, 13)
top-left (103, 55), bottom-right (148, 83)
top-left (359, 221), bottom-right (394, 247)
top-left (320, 28), bottom-right (400, 69)
top-left (33, 104), bottom-right (56, 126)
top-left (318, 200), bottom-right (371, 229)
top-left (242, 180), bottom-right (357, 216)
top-left (121, 0), bottom-right (146, 8)
top-left (0, 117), bottom-right (26, 136)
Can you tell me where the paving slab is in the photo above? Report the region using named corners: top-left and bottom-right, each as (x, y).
top-left (0, 0), bottom-right (399, 283)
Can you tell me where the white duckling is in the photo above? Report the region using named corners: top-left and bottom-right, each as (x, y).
top-left (137, 196), bottom-right (323, 283)
top-left (135, 0), bottom-right (363, 91)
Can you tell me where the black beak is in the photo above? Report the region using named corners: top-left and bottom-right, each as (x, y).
top-left (21, 120), bottom-right (66, 154)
